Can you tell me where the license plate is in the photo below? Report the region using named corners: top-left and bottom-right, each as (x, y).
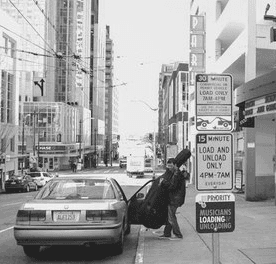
top-left (11, 182), bottom-right (16, 185)
top-left (53, 211), bottom-right (80, 222)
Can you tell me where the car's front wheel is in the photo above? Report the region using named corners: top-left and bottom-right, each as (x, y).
top-left (23, 245), bottom-right (40, 258)
top-left (34, 184), bottom-right (38, 191)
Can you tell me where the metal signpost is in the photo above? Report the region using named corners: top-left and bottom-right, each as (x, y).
top-left (195, 73), bottom-right (234, 264)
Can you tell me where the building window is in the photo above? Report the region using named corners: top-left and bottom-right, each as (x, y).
top-left (7, 73), bottom-right (13, 123)
top-left (2, 34), bottom-right (16, 57)
top-left (3, 35), bottom-right (8, 54)
top-left (10, 136), bottom-right (15, 152)
top-left (1, 70), bottom-right (14, 123)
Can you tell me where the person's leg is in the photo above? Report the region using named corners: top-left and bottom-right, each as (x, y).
top-left (168, 205), bottom-right (182, 238)
top-left (159, 207), bottom-right (172, 238)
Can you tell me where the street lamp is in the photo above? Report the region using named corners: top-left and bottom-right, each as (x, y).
top-left (131, 100), bottom-right (158, 179)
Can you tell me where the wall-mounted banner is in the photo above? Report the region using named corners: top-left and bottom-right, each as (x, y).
top-left (244, 93), bottom-right (276, 118)
top-left (196, 193), bottom-right (235, 233)
top-left (196, 73), bottom-right (233, 131)
top-left (189, 15), bottom-right (206, 85)
top-left (190, 15), bottom-right (205, 32)
top-left (196, 133), bottom-right (233, 191)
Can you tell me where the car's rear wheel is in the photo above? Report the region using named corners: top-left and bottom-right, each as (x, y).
top-left (23, 245), bottom-right (40, 258)
top-left (113, 229), bottom-right (124, 255)
top-left (125, 223), bottom-right (131, 235)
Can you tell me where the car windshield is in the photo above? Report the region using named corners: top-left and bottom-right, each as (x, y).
top-left (27, 172), bottom-right (41, 178)
top-left (35, 179), bottom-right (116, 200)
top-left (8, 176), bottom-right (22, 180)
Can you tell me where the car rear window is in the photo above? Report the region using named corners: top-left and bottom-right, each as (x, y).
top-left (35, 179), bottom-right (116, 200)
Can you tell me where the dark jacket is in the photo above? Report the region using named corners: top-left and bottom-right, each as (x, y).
top-left (162, 169), bottom-right (187, 206)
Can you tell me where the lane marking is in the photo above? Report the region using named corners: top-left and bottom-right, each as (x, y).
top-left (135, 226), bottom-right (146, 264)
top-left (0, 226), bottom-right (14, 234)
top-left (0, 202), bottom-right (22, 208)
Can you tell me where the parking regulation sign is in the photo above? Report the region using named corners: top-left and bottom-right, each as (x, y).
top-left (196, 73), bottom-right (233, 131)
top-left (196, 193), bottom-right (235, 233)
top-left (196, 133), bottom-right (233, 191)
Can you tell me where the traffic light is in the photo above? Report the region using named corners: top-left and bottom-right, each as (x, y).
top-left (149, 133), bottom-right (153, 141)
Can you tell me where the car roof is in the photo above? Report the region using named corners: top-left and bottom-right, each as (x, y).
top-left (51, 174), bottom-right (113, 181)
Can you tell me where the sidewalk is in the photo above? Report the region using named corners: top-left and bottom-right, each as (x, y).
top-left (137, 185), bottom-right (276, 264)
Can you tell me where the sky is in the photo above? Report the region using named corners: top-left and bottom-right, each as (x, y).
top-left (105, 0), bottom-right (190, 138)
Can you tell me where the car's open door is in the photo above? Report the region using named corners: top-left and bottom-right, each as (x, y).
top-left (127, 177), bottom-right (169, 229)
top-left (127, 179), bottom-right (154, 225)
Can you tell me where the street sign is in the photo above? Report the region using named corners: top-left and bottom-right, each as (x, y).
top-left (196, 73), bottom-right (233, 131)
top-left (196, 193), bottom-right (235, 233)
top-left (196, 133), bottom-right (233, 191)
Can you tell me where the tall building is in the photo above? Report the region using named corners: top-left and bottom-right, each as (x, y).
top-left (0, 0), bottom-right (108, 174)
top-left (90, 0), bottom-right (106, 164)
top-left (158, 63), bottom-right (189, 165)
top-left (0, 8), bottom-right (22, 189)
top-left (105, 25), bottom-right (119, 163)
top-left (190, 0), bottom-right (276, 200)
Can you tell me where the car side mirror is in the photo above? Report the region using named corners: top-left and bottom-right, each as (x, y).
top-left (136, 192), bottom-right (144, 199)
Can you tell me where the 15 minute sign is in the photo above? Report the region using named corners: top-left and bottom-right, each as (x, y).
top-left (196, 133), bottom-right (233, 191)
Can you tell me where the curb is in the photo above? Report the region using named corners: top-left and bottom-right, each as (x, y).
top-left (134, 226), bottom-right (146, 264)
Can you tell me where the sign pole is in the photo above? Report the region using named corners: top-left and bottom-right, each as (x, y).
top-left (212, 233), bottom-right (220, 264)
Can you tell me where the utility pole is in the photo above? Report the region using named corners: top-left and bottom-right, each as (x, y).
top-left (33, 111), bottom-right (36, 157)
top-left (94, 128), bottom-right (97, 168)
top-left (37, 112), bottom-right (40, 165)
top-left (21, 118), bottom-right (25, 174)
top-left (79, 120), bottom-right (82, 164)
top-left (153, 128), bottom-right (156, 179)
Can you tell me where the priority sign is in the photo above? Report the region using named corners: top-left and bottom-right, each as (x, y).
top-left (196, 193), bottom-right (235, 233)
top-left (196, 133), bottom-right (233, 191)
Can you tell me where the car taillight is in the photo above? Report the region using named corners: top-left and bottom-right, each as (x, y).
top-left (86, 210), bottom-right (117, 222)
top-left (16, 210), bottom-right (46, 225)
top-left (16, 210), bottom-right (30, 225)
top-left (29, 210), bottom-right (46, 221)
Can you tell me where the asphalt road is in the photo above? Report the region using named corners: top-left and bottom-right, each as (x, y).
top-left (0, 166), bottom-right (153, 264)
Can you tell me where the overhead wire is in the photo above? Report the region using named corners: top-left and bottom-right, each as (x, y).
top-left (5, 0), bottom-right (127, 92)
top-left (0, 25), bottom-right (53, 55)
top-left (31, 0), bottom-right (93, 75)
top-left (8, 0), bottom-right (57, 57)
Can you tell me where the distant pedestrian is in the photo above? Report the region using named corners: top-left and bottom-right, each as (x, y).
top-left (72, 161), bottom-right (77, 172)
top-left (159, 158), bottom-right (188, 240)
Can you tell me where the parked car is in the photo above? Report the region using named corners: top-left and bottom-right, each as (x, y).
top-left (144, 158), bottom-right (153, 172)
top-left (5, 175), bottom-right (38, 193)
top-left (119, 156), bottom-right (127, 168)
top-left (25, 172), bottom-right (53, 187)
top-left (14, 175), bottom-right (154, 258)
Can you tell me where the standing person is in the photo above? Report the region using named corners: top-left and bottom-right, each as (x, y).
top-left (159, 157), bottom-right (187, 240)
top-left (72, 160), bottom-right (77, 172)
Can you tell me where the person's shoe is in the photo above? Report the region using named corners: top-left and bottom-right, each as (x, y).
top-left (158, 234), bottom-right (171, 239)
top-left (152, 230), bottom-right (163, 235)
top-left (169, 235), bottom-right (183, 241)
